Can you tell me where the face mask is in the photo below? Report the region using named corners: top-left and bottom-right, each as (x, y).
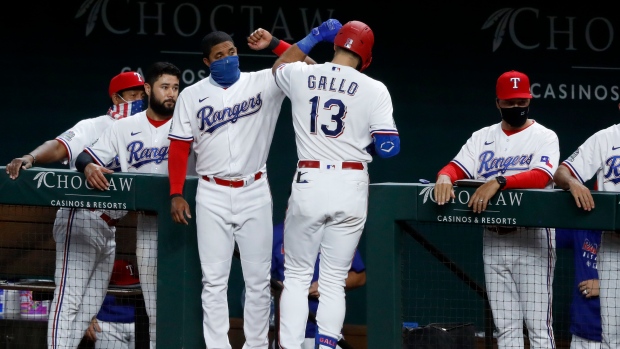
top-left (107, 98), bottom-right (147, 120)
top-left (499, 106), bottom-right (529, 127)
top-left (210, 55), bottom-right (240, 87)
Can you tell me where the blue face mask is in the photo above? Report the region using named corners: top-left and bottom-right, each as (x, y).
top-left (210, 55), bottom-right (240, 87)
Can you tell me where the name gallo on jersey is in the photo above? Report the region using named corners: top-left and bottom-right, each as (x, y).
top-left (478, 150), bottom-right (533, 177)
top-left (308, 75), bottom-right (359, 96)
top-left (198, 92), bottom-right (263, 135)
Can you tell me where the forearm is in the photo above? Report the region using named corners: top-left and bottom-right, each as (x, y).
top-left (28, 140), bottom-right (68, 164)
top-left (168, 140), bottom-right (190, 195)
top-left (554, 164), bottom-right (580, 190)
top-left (345, 271), bottom-right (366, 290)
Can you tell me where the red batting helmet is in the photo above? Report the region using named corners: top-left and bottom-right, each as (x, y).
top-left (334, 20), bottom-right (374, 72)
top-left (108, 71), bottom-right (145, 97)
top-left (496, 70), bottom-right (532, 100)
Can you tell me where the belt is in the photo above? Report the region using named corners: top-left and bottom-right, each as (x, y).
top-left (298, 160), bottom-right (364, 170)
top-left (487, 226), bottom-right (518, 235)
top-left (88, 208), bottom-right (119, 227)
top-left (202, 171), bottom-right (263, 188)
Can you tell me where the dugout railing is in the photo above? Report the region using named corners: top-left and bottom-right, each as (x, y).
top-left (1, 168), bottom-right (617, 348)
top-left (367, 183), bottom-right (617, 348)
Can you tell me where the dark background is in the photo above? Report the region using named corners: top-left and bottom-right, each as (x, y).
top-left (2, 0), bottom-right (618, 330)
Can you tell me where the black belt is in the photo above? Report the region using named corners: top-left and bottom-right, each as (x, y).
top-left (486, 226), bottom-right (518, 235)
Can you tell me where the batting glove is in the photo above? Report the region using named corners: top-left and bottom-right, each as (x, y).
top-left (297, 19), bottom-right (343, 55)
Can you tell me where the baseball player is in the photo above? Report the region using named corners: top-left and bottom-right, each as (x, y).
top-left (166, 27), bottom-right (306, 349)
top-left (270, 222), bottom-right (366, 349)
top-left (553, 108), bottom-right (620, 348)
top-left (433, 70), bottom-right (560, 349)
top-left (75, 62), bottom-right (189, 349)
top-left (84, 259), bottom-right (141, 349)
top-left (5, 71), bottom-right (146, 349)
top-left (272, 19), bottom-right (400, 349)
top-left (556, 229), bottom-right (602, 349)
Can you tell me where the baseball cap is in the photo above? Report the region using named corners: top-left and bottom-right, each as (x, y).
top-left (496, 70), bottom-right (532, 100)
top-left (108, 72), bottom-right (145, 97)
top-left (109, 260), bottom-right (140, 286)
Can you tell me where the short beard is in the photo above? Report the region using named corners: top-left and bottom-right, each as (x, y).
top-left (150, 98), bottom-right (175, 117)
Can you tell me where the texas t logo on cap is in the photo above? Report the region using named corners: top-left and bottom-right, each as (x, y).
top-left (496, 70), bottom-right (533, 100)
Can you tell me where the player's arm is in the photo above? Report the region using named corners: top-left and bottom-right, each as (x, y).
top-left (345, 270), bottom-right (366, 290)
top-left (247, 28), bottom-right (316, 65)
top-left (84, 316), bottom-right (101, 342)
top-left (272, 19), bottom-right (342, 75)
top-left (6, 139), bottom-right (67, 180)
top-left (75, 151), bottom-right (114, 191)
top-left (554, 163), bottom-right (595, 211)
top-left (434, 162), bottom-right (468, 205)
top-left (169, 139), bottom-right (192, 225)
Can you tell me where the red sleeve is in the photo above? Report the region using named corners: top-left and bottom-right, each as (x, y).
top-left (273, 40), bottom-right (291, 56)
top-left (168, 139), bottom-right (191, 196)
top-left (504, 168), bottom-right (550, 190)
top-left (437, 162), bottom-right (468, 183)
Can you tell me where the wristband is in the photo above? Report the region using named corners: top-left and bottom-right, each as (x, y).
top-left (170, 193), bottom-right (184, 199)
top-left (26, 153), bottom-right (36, 164)
top-left (272, 39), bottom-right (291, 56)
top-left (296, 31), bottom-right (319, 55)
top-left (268, 37), bottom-right (280, 50)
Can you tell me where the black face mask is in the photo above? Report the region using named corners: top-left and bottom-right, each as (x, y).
top-left (499, 106), bottom-right (529, 127)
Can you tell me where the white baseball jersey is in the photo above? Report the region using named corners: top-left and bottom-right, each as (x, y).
top-left (168, 69), bottom-right (284, 349)
top-left (49, 114), bottom-right (123, 349)
top-left (273, 61), bottom-right (398, 348)
top-left (274, 62), bottom-right (398, 161)
top-left (452, 120), bottom-right (559, 349)
top-left (561, 123), bottom-right (620, 191)
top-left (452, 121), bottom-right (559, 185)
top-left (84, 111), bottom-right (197, 349)
top-left (561, 123), bottom-right (620, 348)
top-left (169, 69), bottom-right (285, 177)
top-left (56, 114), bottom-right (121, 170)
top-left (85, 111), bottom-right (170, 174)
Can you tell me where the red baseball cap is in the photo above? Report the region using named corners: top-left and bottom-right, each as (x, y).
top-left (110, 260), bottom-right (140, 286)
top-left (108, 72), bottom-right (145, 97)
top-left (496, 70), bottom-right (532, 100)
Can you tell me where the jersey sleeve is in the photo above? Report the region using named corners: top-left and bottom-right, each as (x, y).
top-left (55, 119), bottom-right (98, 167)
top-left (168, 92), bottom-right (195, 142)
top-left (273, 62), bottom-right (298, 97)
top-left (84, 122), bottom-right (121, 168)
top-left (530, 129), bottom-right (560, 179)
top-left (561, 131), bottom-right (605, 184)
top-left (451, 132), bottom-right (481, 179)
top-left (369, 84), bottom-right (398, 137)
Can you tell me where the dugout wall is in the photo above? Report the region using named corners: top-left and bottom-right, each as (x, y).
top-left (1, 168), bottom-right (618, 348)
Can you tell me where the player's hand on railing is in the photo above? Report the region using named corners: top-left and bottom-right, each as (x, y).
top-left (6, 156), bottom-right (33, 180)
top-left (84, 163), bottom-right (113, 191)
top-left (434, 174), bottom-right (455, 205)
